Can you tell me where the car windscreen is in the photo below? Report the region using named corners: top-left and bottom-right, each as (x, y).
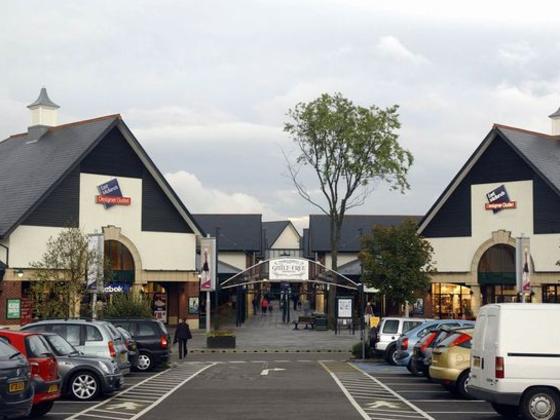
top-left (117, 327), bottom-right (131, 339)
top-left (103, 323), bottom-right (123, 342)
top-left (0, 339), bottom-right (19, 359)
top-left (382, 320), bottom-right (399, 334)
top-left (438, 332), bottom-right (472, 349)
top-left (403, 321), bottom-right (423, 333)
top-left (44, 334), bottom-right (78, 356)
top-left (26, 335), bottom-right (52, 357)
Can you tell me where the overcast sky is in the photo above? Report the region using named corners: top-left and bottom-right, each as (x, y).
top-left (2, 1), bottom-right (560, 231)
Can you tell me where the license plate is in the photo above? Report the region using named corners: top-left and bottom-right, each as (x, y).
top-left (473, 357), bottom-right (481, 368)
top-left (8, 381), bottom-right (25, 393)
top-left (48, 384), bottom-right (58, 393)
top-left (120, 353), bottom-right (127, 363)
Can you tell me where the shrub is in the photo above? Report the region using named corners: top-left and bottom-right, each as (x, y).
top-left (351, 342), bottom-right (372, 359)
top-left (104, 293), bottom-right (152, 318)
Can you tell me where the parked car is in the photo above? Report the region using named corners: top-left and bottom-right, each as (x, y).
top-left (429, 328), bottom-right (474, 399)
top-left (468, 304), bottom-right (560, 420)
top-left (373, 317), bottom-right (428, 362)
top-left (0, 330), bottom-right (61, 417)
top-left (409, 321), bottom-right (474, 377)
top-left (107, 319), bottom-right (170, 371)
top-left (41, 333), bottom-right (123, 401)
top-left (0, 337), bottom-right (34, 418)
top-left (116, 326), bottom-right (139, 368)
top-left (21, 319), bottom-right (130, 375)
top-left (395, 320), bottom-right (469, 369)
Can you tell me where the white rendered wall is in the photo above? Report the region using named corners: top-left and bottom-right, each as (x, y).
top-left (270, 225), bottom-right (300, 249)
top-left (427, 180), bottom-right (560, 272)
top-left (325, 253), bottom-right (358, 270)
top-left (219, 252), bottom-right (247, 270)
top-left (9, 226), bottom-right (65, 267)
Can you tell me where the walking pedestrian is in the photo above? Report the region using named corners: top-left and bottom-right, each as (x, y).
top-left (173, 318), bottom-right (192, 360)
top-left (261, 297), bottom-right (269, 315)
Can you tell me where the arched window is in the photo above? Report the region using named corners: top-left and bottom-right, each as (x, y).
top-left (478, 244), bottom-right (515, 274)
top-left (104, 240), bottom-right (134, 284)
top-left (478, 244), bottom-right (518, 304)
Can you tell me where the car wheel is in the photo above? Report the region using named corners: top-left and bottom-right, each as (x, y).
top-left (29, 401), bottom-right (54, 418)
top-left (385, 344), bottom-right (397, 366)
top-left (491, 402), bottom-right (520, 418)
top-left (456, 370), bottom-right (474, 400)
top-left (406, 359), bottom-right (414, 373)
top-left (521, 387), bottom-right (560, 420)
top-left (136, 352), bottom-right (153, 371)
top-left (70, 371), bottom-right (101, 401)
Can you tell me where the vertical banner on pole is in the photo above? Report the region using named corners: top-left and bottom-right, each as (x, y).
top-left (199, 237), bottom-right (216, 292)
top-left (516, 236), bottom-right (531, 299)
top-left (87, 233), bottom-right (104, 290)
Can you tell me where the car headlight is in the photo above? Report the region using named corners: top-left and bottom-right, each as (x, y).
top-left (98, 361), bottom-right (111, 374)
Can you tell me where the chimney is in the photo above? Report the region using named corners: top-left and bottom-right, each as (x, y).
top-left (27, 88), bottom-right (59, 139)
top-left (549, 106), bottom-right (560, 135)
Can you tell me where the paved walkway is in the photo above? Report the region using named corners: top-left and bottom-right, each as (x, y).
top-left (185, 308), bottom-right (359, 352)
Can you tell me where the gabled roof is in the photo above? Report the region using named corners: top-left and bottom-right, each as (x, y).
top-left (418, 124), bottom-right (560, 234)
top-left (194, 214), bottom-right (262, 252)
top-left (262, 220), bottom-right (301, 249)
top-left (309, 214), bottom-right (422, 253)
top-left (0, 115), bottom-right (204, 239)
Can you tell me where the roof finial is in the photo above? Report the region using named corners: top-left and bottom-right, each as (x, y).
top-left (27, 87), bottom-right (59, 110)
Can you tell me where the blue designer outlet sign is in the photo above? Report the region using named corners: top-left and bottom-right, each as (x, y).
top-left (96, 178), bottom-right (131, 208)
top-left (485, 184), bottom-right (516, 213)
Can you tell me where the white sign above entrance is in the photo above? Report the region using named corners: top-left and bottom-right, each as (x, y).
top-left (269, 258), bottom-right (309, 281)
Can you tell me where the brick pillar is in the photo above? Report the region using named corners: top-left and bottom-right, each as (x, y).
top-left (0, 281), bottom-right (23, 326)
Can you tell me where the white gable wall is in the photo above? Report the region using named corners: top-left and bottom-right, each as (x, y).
top-left (271, 224), bottom-right (300, 249)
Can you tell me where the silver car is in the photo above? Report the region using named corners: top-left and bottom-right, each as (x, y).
top-left (21, 319), bottom-right (130, 375)
top-left (42, 333), bottom-right (123, 401)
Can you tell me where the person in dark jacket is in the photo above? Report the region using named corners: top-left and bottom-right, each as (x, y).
top-left (174, 318), bottom-right (192, 360)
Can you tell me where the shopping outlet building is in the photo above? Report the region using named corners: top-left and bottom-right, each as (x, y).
top-left (0, 89), bottom-right (204, 327)
top-left (419, 110), bottom-right (560, 318)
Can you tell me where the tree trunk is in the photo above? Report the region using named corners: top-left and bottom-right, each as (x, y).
top-left (327, 216), bottom-right (341, 328)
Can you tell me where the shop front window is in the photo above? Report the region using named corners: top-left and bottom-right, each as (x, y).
top-left (543, 285), bottom-right (560, 303)
top-left (481, 284), bottom-right (521, 305)
top-left (432, 283), bottom-right (472, 319)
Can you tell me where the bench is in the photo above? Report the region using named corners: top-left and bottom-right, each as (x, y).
top-left (292, 316), bottom-right (314, 330)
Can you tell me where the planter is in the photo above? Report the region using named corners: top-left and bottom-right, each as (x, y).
top-left (207, 335), bottom-right (236, 349)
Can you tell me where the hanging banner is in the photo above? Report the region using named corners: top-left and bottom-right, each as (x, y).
top-left (200, 237), bottom-right (216, 292)
top-left (516, 236), bottom-right (531, 294)
top-left (87, 233), bottom-right (104, 290)
top-left (153, 292), bottom-right (167, 322)
top-left (270, 258), bottom-right (309, 281)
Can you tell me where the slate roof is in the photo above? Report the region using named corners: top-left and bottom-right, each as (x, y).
top-left (308, 214), bottom-right (422, 253)
top-left (0, 114), bottom-right (204, 239)
top-left (0, 115), bottom-right (118, 238)
top-left (419, 124), bottom-right (560, 233)
top-left (262, 220), bottom-right (290, 248)
top-left (194, 214), bottom-right (262, 252)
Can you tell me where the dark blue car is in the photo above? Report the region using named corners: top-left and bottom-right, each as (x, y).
top-left (0, 338), bottom-right (34, 419)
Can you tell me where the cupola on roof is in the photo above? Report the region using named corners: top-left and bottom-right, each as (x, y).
top-left (27, 87), bottom-right (59, 109)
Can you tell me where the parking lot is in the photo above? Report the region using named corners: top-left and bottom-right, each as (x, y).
top-left (351, 362), bottom-right (501, 420)
top-left (44, 363), bottom-right (214, 420)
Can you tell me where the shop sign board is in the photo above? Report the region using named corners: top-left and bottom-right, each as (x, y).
top-left (269, 258), bottom-right (309, 281)
top-left (96, 178), bottom-right (131, 208)
top-left (188, 297), bottom-right (199, 314)
top-left (337, 297), bottom-right (353, 318)
top-left (485, 185), bottom-right (516, 212)
top-left (200, 237), bottom-right (217, 292)
top-left (104, 283), bottom-right (130, 293)
top-left (6, 298), bottom-right (21, 320)
top-left (153, 292), bottom-right (167, 322)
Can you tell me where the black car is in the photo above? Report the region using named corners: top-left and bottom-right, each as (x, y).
top-left (0, 338), bottom-right (34, 418)
top-left (107, 319), bottom-right (170, 371)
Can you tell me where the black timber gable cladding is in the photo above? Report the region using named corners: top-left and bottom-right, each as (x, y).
top-left (23, 167), bottom-right (80, 227)
top-left (422, 132), bottom-right (560, 237)
top-left (24, 126), bottom-right (192, 234)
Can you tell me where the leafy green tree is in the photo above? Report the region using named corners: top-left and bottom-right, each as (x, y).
top-left (104, 293), bottom-right (153, 318)
top-left (284, 93), bottom-right (413, 322)
top-left (360, 219), bottom-right (435, 311)
top-left (30, 227), bottom-right (106, 319)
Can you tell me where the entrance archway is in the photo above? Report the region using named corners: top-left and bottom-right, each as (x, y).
top-left (104, 240), bottom-right (135, 287)
top-left (477, 244), bottom-right (517, 304)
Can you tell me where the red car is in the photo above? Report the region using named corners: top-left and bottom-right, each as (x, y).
top-left (0, 331), bottom-right (61, 417)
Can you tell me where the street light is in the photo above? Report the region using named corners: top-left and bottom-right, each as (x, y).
top-left (15, 269), bottom-right (23, 279)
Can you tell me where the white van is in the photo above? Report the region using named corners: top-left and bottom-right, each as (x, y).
top-left (468, 304), bottom-right (560, 419)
